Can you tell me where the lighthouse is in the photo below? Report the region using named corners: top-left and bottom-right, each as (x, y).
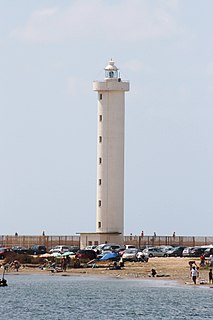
top-left (80, 60), bottom-right (129, 248)
top-left (93, 60), bottom-right (129, 237)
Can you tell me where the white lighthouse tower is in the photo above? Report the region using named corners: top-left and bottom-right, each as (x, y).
top-left (93, 59), bottom-right (129, 240)
top-left (80, 59), bottom-right (129, 248)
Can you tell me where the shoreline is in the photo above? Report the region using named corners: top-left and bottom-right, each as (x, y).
top-left (3, 257), bottom-right (213, 287)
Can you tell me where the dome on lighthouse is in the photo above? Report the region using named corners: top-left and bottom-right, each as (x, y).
top-left (104, 59), bottom-right (119, 79)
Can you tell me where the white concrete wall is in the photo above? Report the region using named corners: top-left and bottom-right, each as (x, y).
top-left (80, 233), bottom-right (124, 249)
top-left (93, 80), bottom-right (129, 235)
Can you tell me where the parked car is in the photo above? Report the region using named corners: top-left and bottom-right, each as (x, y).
top-left (189, 247), bottom-right (208, 257)
top-left (28, 245), bottom-right (46, 255)
top-left (160, 246), bottom-right (174, 253)
top-left (12, 246), bottom-right (29, 254)
top-left (0, 247), bottom-right (13, 259)
top-left (125, 244), bottom-right (137, 250)
top-left (84, 245), bottom-right (97, 250)
top-left (93, 244), bottom-right (105, 253)
top-left (166, 246), bottom-right (186, 257)
top-left (204, 247), bottom-right (213, 257)
top-left (95, 243), bottom-right (121, 253)
top-left (143, 247), bottom-right (168, 257)
top-left (117, 247), bottom-right (126, 256)
top-left (75, 249), bottom-right (97, 260)
top-left (182, 247), bottom-right (194, 257)
top-left (122, 249), bottom-right (139, 262)
top-left (49, 245), bottom-right (70, 254)
top-left (103, 244), bottom-right (121, 252)
top-left (68, 246), bottom-right (80, 253)
top-left (136, 250), bottom-right (149, 262)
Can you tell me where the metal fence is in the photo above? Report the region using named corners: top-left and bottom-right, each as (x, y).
top-left (123, 236), bottom-right (213, 248)
top-left (0, 235), bottom-right (80, 249)
top-left (0, 235), bottom-right (213, 249)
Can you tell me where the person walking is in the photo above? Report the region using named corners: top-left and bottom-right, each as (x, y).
top-left (191, 266), bottom-right (198, 284)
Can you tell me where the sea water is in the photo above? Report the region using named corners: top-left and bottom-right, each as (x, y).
top-left (0, 274), bottom-right (212, 320)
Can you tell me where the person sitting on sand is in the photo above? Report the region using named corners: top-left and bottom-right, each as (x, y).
top-left (109, 261), bottom-right (121, 270)
top-left (12, 260), bottom-right (21, 272)
top-left (151, 269), bottom-right (157, 277)
top-left (3, 263), bottom-right (10, 272)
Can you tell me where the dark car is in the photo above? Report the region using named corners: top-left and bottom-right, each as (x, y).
top-left (204, 247), bottom-right (213, 257)
top-left (182, 247), bottom-right (194, 257)
top-left (12, 246), bottom-right (29, 254)
top-left (75, 249), bottom-right (97, 260)
top-left (190, 247), bottom-right (207, 257)
top-left (68, 246), bottom-right (80, 253)
top-left (166, 246), bottom-right (186, 257)
top-left (95, 243), bottom-right (121, 254)
top-left (28, 245), bottom-right (46, 255)
top-left (0, 247), bottom-right (13, 259)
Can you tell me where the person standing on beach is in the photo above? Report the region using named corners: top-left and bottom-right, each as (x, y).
top-left (200, 254), bottom-right (205, 267)
top-left (209, 255), bottom-right (213, 267)
top-left (191, 266), bottom-right (198, 284)
top-left (209, 269), bottom-right (213, 284)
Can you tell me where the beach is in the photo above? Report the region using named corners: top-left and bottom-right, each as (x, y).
top-left (5, 257), bottom-right (212, 285)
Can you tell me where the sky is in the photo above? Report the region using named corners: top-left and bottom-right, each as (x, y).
top-left (0, 0), bottom-right (213, 236)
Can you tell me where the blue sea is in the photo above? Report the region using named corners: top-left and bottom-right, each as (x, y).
top-left (0, 274), bottom-right (212, 319)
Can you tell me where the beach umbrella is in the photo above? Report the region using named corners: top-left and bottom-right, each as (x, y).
top-left (51, 252), bottom-right (62, 257)
top-left (62, 251), bottom-right (75, 256)
top-left (100, 252), bottom-right (119, 261)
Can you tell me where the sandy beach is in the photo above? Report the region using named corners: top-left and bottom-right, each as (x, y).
top-left (5, 257), bottom-right (212, 286)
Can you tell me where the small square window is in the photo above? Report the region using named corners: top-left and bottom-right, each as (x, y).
top-left (99, 179), bottom-right (101, 185)
top-left (99, 93), bottom-right (102, 100)
top-left (88, 241), bottom-right (92, 246)
top-left (99, 136), bottom-right (102, 143)
top-left (99, 115), bottom-right (102, 122)
top-left (98, 221), bottom-right (101, 228)
top-left (98, 200), bottom-right (101, 207)
top-left (99, 158), bottom-right (102, 164)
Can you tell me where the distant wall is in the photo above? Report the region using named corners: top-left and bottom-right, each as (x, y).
top-left (0, 235), bottom-right (213, 249)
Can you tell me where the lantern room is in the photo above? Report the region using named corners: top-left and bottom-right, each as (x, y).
top-left (104, 59), bottom-right (118, 79)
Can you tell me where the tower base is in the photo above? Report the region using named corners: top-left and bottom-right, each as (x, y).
top-left (80, 232), bottom-right (123, 249)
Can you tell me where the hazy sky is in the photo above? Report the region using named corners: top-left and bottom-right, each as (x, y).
top-left (1, 0), bottom-right (213, 236)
